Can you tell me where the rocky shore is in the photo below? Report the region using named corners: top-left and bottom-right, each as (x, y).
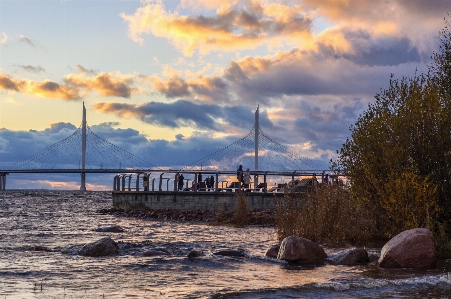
top-left (97, 208), bottom-right (276, 226)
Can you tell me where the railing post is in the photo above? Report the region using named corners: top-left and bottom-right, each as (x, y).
top-left (128, 174), bottom-right (132, 191)
top-left (136, 173), bottom-right (141, 191)
top-left (215, 173), bottom-right (219, 192)
top-left (0, 173), bottom-right (6, 190)
top-left (264, 172), bottom-right (268, 193)
top-left (121, 175), bottom-right (126, 191)
top-left (194, 173), bottom-right (198, 192)
top-left (152, 178), bottom-right (155, 191)
top-left (113, 175), bottom-right (118, 191)
top-left (159, 173), bottom-right (164, 191)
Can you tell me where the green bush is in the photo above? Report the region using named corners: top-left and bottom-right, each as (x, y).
top-left (331, 18), bottom-right (451, 256)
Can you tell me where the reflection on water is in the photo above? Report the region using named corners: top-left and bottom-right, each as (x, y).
top-left (0, 190), bottom-right (450, 298)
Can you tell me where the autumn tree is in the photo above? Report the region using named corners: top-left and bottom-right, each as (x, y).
top-left (333, 18), bottom-right (451, 250)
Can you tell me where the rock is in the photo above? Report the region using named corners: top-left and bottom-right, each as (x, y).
top-left (378, 228), bottom-right (436, 268)
top-left (94, 225), bottom-right (124, 233)
top-left (213, 250), bottom-right (245, 257)
top-left (78, 237), bottom-right (119, 257)
top-left (30, 245), bottom-right (53, 252)
top-left (265, 244), bottom-right (280, 258)
top-left (141, 250), bottom-right (170, 257)
top-left (327, 248), bottom-right (369, 265)
top-left (277, 235), bottom-right (326, 265)
top-left (187, 250), bottom-right (205, 258)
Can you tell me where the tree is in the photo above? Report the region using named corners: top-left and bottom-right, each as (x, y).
top-left (333, 19), bottom-right (451, 242)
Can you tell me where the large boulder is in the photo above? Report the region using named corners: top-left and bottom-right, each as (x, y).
top-left (78, 237), bottom-right (119, 257)
top-left (277, 236), bottom-right (326, 265)
top-left (378, 228), bottom-right (436, 268)
top-left (327, 248), bottom-right (369, 265)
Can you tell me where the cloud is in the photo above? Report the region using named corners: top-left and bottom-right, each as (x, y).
top-left (120, 0), bottom-right (313, 56)
top-left (21, 80), bottom-right (80, 100)
top-left (0, 74), bottom-right (19, 91)
top-left (75, 65), bottom-right (97, 76)
top-left (19, 34), bottom-right (35, 47)
top-left (15, 65), bottom-right (45, 73)
top-left (1, 32), bottom-right (10, 45)
top-left (142, 74), bottom-right (229, 102)
top-left (93, 100), bottom-right (265, 132)
top-left (44, 122), bottom-right (77, 134)
top-left (0, 74), bottom-right (80, 99)
top-left (64, 72), bottom-right (134, 98)
top-left (0, 72), bottom-right (135, 100)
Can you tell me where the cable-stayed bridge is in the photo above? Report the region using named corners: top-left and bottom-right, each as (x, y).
top-left (0, 104), bottom-right (324, 190)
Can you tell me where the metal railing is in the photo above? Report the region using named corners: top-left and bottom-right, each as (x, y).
top-left (113, 169), bottom-right (345, 193)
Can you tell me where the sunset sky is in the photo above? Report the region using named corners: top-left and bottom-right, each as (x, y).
top-left (0, 0), bottom-right (449, 190)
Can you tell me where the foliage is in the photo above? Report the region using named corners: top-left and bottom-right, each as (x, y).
top-left (332, 18), bottom-right (451, 255)
top-left (231, 192), bottom-right (249, 227)
top-left (275, 185), bottom-right (374, 244)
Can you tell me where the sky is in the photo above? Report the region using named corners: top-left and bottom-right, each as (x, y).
top-left (0, 0), bottom-right (449, 190)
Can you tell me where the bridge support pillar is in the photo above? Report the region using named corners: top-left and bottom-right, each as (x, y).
top-left (80, 173), bottom-right (86, 191)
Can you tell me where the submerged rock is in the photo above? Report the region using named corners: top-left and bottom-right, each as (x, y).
top-left (327, 248), bottom-right (369, 265)
top-left (141, 250), bottom-right (170, 257)
top-left (378, 228), bottom-right (436, 268)
top-left (213, 250), bottom-right (245, 257)
top-left (187, 250), bottom-right (205, 258)
top-left (78, 237), bottom-right (119, 257)
top-left (265, 244), bottom-right (280, 258)
top-left (94, 225), bottom-right (124, 233)
top-left (277, 235), bottom-right (326, 265)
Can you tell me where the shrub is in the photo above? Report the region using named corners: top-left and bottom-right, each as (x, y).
top-left (231, 191), bottom-right (249, 227)
top-left (275, 184), bottom-right (375, 244)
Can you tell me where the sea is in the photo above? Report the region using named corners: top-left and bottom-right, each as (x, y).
top-left (1, 190), bottom-right (451, 299)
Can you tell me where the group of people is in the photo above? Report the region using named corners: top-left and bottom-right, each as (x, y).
top-left (174, 164), bottom-right (251, 191)
top-left (175, 172), bottom-right (215, 191)
top-left (236, 165), bottom-right (251, 189)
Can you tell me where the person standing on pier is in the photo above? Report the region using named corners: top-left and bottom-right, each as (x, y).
top-left (178, 174), bottom-right (184, 191)
top-left (237, 165), bottom-right (244, 187)
top-left (210, 175), bottom-right (215, 191)
top-left (243, 168), bottom-right (251, 190)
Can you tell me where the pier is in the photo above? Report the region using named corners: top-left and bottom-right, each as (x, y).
top-left (111, 169), bottom-right (333, 211)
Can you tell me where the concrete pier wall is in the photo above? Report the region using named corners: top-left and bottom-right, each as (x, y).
top-left (112, 191), bottom-right (281, 211)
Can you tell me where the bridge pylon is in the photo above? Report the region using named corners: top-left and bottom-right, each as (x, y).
top-left (80, 102), bottom-right (87, 191)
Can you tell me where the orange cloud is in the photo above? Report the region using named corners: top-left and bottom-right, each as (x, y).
top-left (120, 1), bottom-right (313, 56)
top-left (19, 80), bottom-right (80, 100)
top-left (0, 74), bottom-right (80, 100)
top-left (0, 72), bottom-right (135, 100)
top-left (93, 102), bottom-right (141, 118)
top-left (0, 74), bottom-right (19, 91)
top-left (65, 72), bottom-right (134, 98)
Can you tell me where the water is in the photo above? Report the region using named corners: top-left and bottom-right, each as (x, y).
top-left (1, 191), bottom-right (451, 299)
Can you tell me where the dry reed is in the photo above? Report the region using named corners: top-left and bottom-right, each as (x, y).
top-left (231, 191), bottom-right (249, 227)
top-left (275, 184), bottom-right (375, 244)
